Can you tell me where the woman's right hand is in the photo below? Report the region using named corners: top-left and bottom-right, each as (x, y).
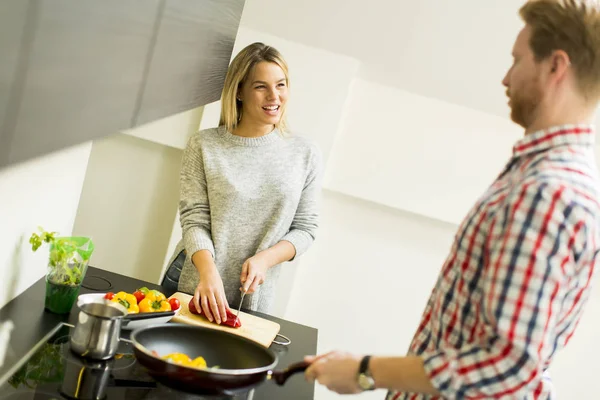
top-left (192, 251), bottom-right (229, 324)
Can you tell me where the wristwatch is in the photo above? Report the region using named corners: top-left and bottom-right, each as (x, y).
top-left (357, 355), bottom-right (376, 391)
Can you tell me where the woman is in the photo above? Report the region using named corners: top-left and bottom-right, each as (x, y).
top-left (162, 42), bottom-right (321, 324)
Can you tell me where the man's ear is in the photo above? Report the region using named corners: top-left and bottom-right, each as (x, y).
top-left (550, 49), bottom-right (571, 76)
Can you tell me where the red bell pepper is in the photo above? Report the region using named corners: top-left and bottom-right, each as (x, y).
top-left (188, 299), bottom-right (241, 328)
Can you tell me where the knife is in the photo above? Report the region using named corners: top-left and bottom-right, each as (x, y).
top-left (235, 289), bottom-right (247, 326)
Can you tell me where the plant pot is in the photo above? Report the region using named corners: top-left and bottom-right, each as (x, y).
top-left (44, 279), bottom-right (82, 314)
top-left (44, 236), bottom-right (94, 315)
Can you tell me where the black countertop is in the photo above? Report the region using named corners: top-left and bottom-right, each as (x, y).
top-left (0, 267), bottom-right (318, 399)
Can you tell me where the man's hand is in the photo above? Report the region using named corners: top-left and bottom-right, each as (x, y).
top-left (240, 253), bottom-right (271, 294)
top-left (304, 351), bottom-right (363, 395)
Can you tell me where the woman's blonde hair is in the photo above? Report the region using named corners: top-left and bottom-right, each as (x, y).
top-left (219, 42), bottom-right (290, 133)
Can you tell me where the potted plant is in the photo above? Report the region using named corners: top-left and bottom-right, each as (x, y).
top-left (29, 228), bottom-right (95, 314)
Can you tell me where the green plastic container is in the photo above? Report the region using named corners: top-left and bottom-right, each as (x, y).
top-left (44, 236), bottom-right (94, 314)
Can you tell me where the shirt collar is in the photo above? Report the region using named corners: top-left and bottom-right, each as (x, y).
top-left (512, 124), bottom-right (595, 158)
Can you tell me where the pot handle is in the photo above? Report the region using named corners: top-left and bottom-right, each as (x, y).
top-left (269, 361), bottom-right (310, 385)
top-left (272, 333), bottom-right (291, 346)
top-left (119, 337), bottom-right (133, 345)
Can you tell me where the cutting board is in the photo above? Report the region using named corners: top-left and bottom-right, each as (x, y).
top-left (167, 292), bottom-right (281, 348)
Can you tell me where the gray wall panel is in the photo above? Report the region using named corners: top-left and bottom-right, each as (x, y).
top-left (0, 0), bottom-right (244, 170)
top-left (0, 1), bottom-right (31, 166)
top-left (7, 0), bottom-right (160, 166)
top-left (134, 0), bottom-right (245, 126)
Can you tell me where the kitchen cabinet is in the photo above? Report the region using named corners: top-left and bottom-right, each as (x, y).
top-left (5, 0), bottom-right (160, 168)
top-left (133, 0), bottom-right (245, 126)
top-left (0, 0), bottom-right (245, 170)
top-left (0, 1), bottom-right (30, 166)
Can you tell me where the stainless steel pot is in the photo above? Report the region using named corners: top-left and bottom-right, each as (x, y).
top-left (70, 301), bottom-right (127, 360)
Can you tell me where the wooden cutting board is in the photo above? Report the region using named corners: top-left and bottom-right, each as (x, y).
top-left (167, 292), bottom-right (281, 348)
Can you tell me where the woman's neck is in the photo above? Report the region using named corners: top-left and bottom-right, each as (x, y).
top-left (233, 120), bottom-right (275, 138)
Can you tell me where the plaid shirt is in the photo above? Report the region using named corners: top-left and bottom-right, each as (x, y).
top-left (389, 125), bottom-right (600, 400)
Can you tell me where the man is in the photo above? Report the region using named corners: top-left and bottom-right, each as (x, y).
top-left (304, 0), bottom-right (600, 398)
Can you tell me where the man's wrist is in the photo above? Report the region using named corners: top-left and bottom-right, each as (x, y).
top-left (357, 355), bottom-right (376, 391)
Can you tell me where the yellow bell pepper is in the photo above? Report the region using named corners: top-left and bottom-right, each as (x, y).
top-left (151, 290), bottom-right (166, 302)
top-left (190, 356), bottom-right (207, 369)
top-left (111, 291), bottom-right (139, 314)
top-left (137, 287), bottom-right (166, 302)
top-left (158, 352), bottom-right (211, 369)
top-left (162, 353), bottom-right (191, 365)
top-left (139, 291), bottom-right (172, 313)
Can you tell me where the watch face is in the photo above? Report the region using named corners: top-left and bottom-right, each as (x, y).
top-left (358, 373), bottom-right (375, 390)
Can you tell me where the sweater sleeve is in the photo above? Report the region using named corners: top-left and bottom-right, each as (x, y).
top-left (281, 144), bottom-right (322, 259)
top-left (179, 133), bottom-right (215, 259)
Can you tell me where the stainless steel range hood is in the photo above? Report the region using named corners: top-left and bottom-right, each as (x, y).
top-left (0, 0), bottom-right (245, 170)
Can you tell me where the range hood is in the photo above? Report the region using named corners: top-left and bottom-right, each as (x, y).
top-left (0, 0), bottom-right (245, 169)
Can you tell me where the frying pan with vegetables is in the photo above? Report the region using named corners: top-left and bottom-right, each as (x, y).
top-left (128, 324), bottom-right (308, 395)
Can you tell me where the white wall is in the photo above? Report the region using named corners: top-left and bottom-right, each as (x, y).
top-left (0, 143), bottom-right (92, 309)
top-left (72, 133), bottom-right (182, 284)
top-left (122, 106), bottom-right (204, 150)
top-left (324, 78), bottom-right (522, 225)
top-left (239, 0), bottom-right (525, 121)
top-left (286, 190), bottom-right (456, 400)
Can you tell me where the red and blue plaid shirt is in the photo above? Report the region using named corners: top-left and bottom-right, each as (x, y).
top-left (389, 125), bottom-right (600, 399)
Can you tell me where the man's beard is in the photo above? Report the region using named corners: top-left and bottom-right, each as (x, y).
top-left (508, 81), bottom-right (543, 130)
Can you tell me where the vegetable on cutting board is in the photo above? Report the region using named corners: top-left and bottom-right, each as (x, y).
top-left (188, 299), bottom-right (242, 328)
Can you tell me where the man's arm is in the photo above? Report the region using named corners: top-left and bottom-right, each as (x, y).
top-left (304, 352), bottom-right (439, 395)
top-left (371, 356), bottom-right (438, 395)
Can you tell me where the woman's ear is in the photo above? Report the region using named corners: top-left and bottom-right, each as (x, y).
top-left (236, 83), bottom-right (244, 102)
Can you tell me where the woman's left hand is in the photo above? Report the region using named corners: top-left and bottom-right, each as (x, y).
top-left (240, 253), bottom-right (271, 294)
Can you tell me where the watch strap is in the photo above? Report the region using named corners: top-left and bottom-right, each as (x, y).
top-left (359, 355), bottom-right (372, 375)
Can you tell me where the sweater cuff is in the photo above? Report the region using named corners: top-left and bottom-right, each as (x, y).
top-left (184, 228), bottom-right (215, 259)
top-left (281, 229), bottom-right (313, 260)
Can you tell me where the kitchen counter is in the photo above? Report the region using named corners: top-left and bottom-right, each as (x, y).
top-left (0, 267), bottom-right (318, 399)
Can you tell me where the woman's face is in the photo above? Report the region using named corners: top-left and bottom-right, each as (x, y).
top-left (238, 61), bottom-right (288, 127)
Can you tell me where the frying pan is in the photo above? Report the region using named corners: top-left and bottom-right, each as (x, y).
top-left (128, 324), bottom-right (308, 395)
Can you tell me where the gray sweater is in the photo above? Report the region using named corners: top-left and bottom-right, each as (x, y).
top-left (167, 126), bottom-right (321, 313)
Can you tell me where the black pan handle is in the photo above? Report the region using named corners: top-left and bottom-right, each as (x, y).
top-left (269, 361), bottom-right (310, 385)
top-left (123, 310), bottom-right (176, 321)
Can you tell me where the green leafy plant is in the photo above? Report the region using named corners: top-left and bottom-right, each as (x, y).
top-left (29, 227), bottom-right (93, 286)
top-left (30, 228), bottom-right (95, 314)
